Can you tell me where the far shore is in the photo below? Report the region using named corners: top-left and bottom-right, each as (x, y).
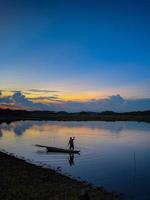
top-left (0, 109), bottom-right (150, 123)
top-left (0, 150), bottom-right (122, 200)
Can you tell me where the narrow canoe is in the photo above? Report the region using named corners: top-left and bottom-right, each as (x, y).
top-left (35, 144), bottom-right (80, 154)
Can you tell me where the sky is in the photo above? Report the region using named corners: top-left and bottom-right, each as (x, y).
top-left (0, 0), bottom-right (150, 111)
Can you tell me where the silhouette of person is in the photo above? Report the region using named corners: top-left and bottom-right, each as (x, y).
top-left (68, 153), bottom-right (75, 166)
top-left (68, 137), bottom-right (75, 150)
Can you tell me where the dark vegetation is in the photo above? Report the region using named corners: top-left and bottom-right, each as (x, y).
top-left (0, 151), bottom-right (122, 200)
top-left (0, 109), bottom-right (150, 123)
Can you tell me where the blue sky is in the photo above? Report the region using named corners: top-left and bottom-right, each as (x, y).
top-left (0, 0), bottom-right (149, 111)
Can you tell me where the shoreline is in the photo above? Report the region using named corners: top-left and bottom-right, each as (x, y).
top-left (0, 150), bottom-right (123, 200)
top-left (0, 117), bottom-right (150, 124)
top-left (0, 109), bottom-right (150, 123)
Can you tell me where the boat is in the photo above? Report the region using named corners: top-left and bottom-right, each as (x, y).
top-left (35, 144), bottom-right (80, 154)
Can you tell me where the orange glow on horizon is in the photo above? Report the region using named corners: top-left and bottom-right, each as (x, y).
top-left (23, 90), bottom-right (108, 104)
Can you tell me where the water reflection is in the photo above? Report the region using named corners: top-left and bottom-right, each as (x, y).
top-left (0, 121), bottom-right (150, 138)
top-left (68, 153), bottom-right (75, 166)
top-left (36, 150), bottom-right (76, 166)
top-left (0, 121), bottom-right (150, 200)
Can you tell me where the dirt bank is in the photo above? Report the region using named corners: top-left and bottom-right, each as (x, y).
top-left (0, 151), bottom-right (123, 200)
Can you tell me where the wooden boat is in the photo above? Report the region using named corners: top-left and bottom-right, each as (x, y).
top-left (35, 144), bottom-right (80, 154)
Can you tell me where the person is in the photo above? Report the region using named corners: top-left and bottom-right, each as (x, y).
top-left (68, 137), bottom-right (75, 150)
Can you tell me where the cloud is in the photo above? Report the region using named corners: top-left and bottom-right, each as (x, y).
top-left (12, 92), bottom-right (32, 106)
top-left (0, 91), bottom-right (150, 112)
top-left (0, 91), bottom-right (47, 110)
top-left (28, 89), bottom-right (59, 93)
top-left (29, 96), bottom-right (63, 102)
top-left (0, 91), bottom-right (13, 104)
top-left (11, 91), bottom-right (53, 110)
top-left (52, 95), bottom-right (150, 112)
top-left (107, 95), bottom-right (125, 104)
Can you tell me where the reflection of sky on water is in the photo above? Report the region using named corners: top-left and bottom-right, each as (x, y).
top-left (0, 121), bottom-right (150, 200)
top-left (0, 121), bottom-right (150, 136)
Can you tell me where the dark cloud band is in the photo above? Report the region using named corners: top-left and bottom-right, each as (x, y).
top-left (0, 90), bottom-right (150, 112)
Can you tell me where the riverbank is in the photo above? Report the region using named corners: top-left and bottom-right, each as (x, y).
top-left (0, 109), bottom-right (150, 123)
top-left (0, 151), bottom-right (122, 200)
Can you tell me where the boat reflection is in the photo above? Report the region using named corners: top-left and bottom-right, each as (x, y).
top-left (36, 151), bottom-right (77, 166)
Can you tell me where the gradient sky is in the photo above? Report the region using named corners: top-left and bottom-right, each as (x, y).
top-left (0, 0), bottom-right (150, 111)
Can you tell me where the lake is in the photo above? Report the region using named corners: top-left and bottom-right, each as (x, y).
top-left (0, 121), bottom-right (150, 200)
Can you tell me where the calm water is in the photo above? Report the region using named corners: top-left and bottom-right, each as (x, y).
top-left (0, 121), bottom-right (150, 200)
